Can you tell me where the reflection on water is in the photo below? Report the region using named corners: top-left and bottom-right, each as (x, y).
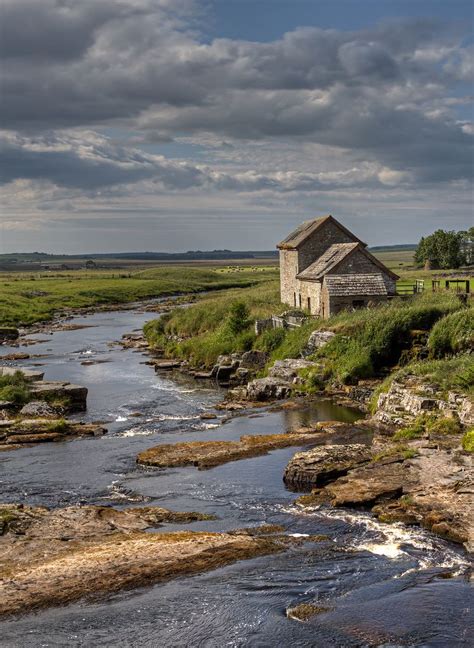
top-left (0, 308), bottom-right (470, 647)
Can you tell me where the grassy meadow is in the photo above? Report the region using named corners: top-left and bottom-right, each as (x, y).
top-left (0, 266), bottom-right (278, 327)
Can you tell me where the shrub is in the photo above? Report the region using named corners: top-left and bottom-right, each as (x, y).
top-left (462, 429), bottom-right (474, 452)
top-left (316, 292), bottom-right (461, 384)
top-left (427, 417), bottom-right (462, 436)
top-left (227, 302), bottom-right (251, 335)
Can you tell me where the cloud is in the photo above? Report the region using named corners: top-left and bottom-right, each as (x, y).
top-left (0, 0), bottom-right (472, 252)
top-left (1, 130), bottom-right (402, 194)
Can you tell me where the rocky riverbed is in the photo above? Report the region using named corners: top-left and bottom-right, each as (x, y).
top-left (1, 305), bottom-right (472, 646)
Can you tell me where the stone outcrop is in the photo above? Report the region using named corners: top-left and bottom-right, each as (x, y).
top-left (302, 330), bottom-right (335, 357)
top-left (325, 458), bottom-right (409, 506)
top-left (0, 366), bottom-right (44, 381)
top-left (374, 377), bottom-right (473, 428)
top-left (268, 358), bottom-right (318, 381)
top-left (246, 377), bottom-right (292, 401)
top-left (240, 350), bottom-right (268, 370)
top-left (241, 358), bottom-right (323, 402)
top-left (284, 444), bottom-right (372, 490)
top-left (30, 381), bottom-right (88, 412)
top-left (0, 327), bottom-right (19, 342)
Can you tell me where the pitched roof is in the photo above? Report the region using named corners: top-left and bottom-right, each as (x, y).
top-left (296, 242), bottom-right (359, 280)
top-left (323, 273), bottom-right (389, 297)
top-left (277, 215), bottom-right (363, 250)
top-left (297, 242), bottom-right (400, 281)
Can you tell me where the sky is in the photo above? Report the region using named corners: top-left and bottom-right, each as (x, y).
top-left (0, 0), bottom-right (473, 253)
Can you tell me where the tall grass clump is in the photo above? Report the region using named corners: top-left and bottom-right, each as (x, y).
top-left (428, 308), bottom-right (474, 357)
top-left (377, 354), bottom-right (474, 397)
top-left (316, 293), bottom-right (462, 384)
top-left (0, 371), bottom-right (31, 406)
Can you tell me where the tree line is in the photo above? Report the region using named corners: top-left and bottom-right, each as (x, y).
top-left (415, 227), bottom-right (474, 269)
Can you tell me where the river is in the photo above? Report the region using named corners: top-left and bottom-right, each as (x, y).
top-left (0, 307), bottom-right (471, 647)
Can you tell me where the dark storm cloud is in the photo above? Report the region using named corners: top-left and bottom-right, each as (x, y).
top-left (0, 0), bottom-right (472, 190)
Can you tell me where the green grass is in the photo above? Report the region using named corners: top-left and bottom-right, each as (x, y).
top-left (372, 444), bottom-right (419, 462)
top-left (45, 418), bottom-right (70, 433)
top-left (144, 280), bottom-right (282, 367)
top-left (392, 414), bottom-right (462, 442)
top-left (144, 283), bottom-right (468, 378)
top-left (462, 429), bottom-right (474, 452)
top-left (393, 416), bottom-right (427, 440)
top-left (312, 292), bottom-right (462, 384)
top-left (384, 354), bottom-right (474, 396)
top-left (0, 371), bottom-right (31, 406)
top-left (0, 266), bottom-right (279, 327)
top-left (428, 308), bottom-right (474, 357)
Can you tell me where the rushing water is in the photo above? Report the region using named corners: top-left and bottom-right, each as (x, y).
top-left (0, 308), bottom-right (471, 647)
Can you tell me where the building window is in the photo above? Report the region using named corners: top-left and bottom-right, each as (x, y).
top-left (307, 297), bottom-right (311, 312)
top-left (352, 300), bottom-right (365, 309)
top-left (294, 292), bottom-right (297, 307)
top-left (299, 294), bottom-right (302, 308)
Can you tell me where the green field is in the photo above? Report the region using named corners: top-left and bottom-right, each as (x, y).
top-left (0, 266), bottom-right (278, 327)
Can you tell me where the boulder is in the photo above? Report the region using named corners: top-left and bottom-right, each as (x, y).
top-left (246, 377), bottom-right (292, 401)
top-left (302, 330), bottom-right (335, 357)
top-left (268, 359), bottom-right (318, 382)
top-left (459, 397), bottom-right (474, 427)
top-left (30, 382), bottom-right (88, 412)
top-left (240, 350), bottom-right (268, 370)
top-left (283, 443), bottom-right (372, 489)
top-left (211, 355), bottom-right (242, 384)
top-left (19, 401), bottom-right (57, 418)
top-left (229, 367), bottom-right (250, 387)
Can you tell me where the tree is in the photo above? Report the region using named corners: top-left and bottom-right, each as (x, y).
top-left (460, 227), bottom-right (474, 265)
top-left (414, 230), bottom-right (465, 269)
top-left (227, 302), bottom-right (251, 335)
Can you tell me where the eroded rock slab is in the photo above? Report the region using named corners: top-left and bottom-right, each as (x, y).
top-left (284, 444), bottom-right (372, 490)
top-left (137, 428), bottom-right (333, 470)
top-left (325, 459), bottom-right (409, 506)
top-left (0, 504), bottom-right (283, 617)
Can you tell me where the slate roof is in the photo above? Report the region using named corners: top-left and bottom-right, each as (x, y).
top-left (277, 215), bottom-right (363, 250)
top-left (324, 273), bottom-right (389, 296)
top-left (296, 242), bottom-right (359, 280)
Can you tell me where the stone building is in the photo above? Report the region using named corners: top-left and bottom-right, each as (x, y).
top-left (277, 215), bottom-right (399, 318)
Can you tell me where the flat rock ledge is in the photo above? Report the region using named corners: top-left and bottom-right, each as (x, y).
top-left (0, 504), bottom-right (284, 617)
top-left (137, 427), bottom-right (335, 470)
top-left (0, 419), bottom-right (106, 450)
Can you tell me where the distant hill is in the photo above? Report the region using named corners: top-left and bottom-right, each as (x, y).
top-left (368, 244), bottom-right (417, 252)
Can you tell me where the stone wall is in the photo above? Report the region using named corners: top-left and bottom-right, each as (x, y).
top-left (279, 249), bottom-right (299, 305)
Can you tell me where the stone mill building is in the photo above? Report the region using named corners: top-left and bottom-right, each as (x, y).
top-left (278, 215), bottom-right (399, 318)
